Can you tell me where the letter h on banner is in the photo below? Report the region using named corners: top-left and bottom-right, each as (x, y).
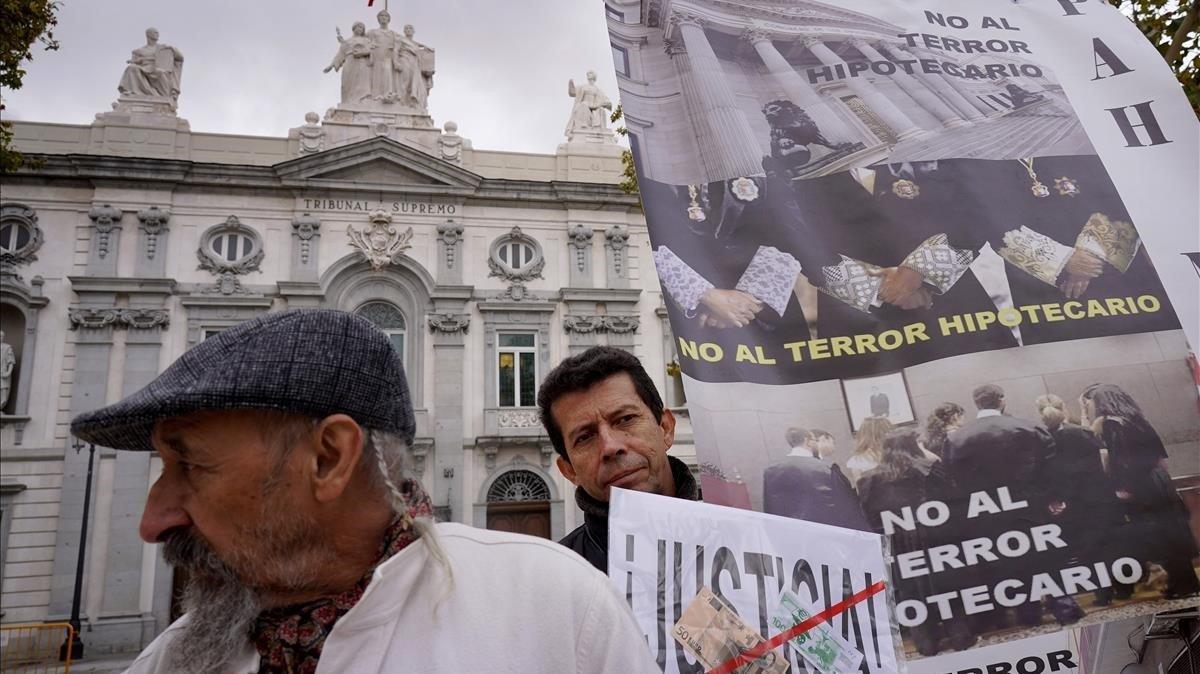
top-left (1106, 101), bottom-right (1172, 147)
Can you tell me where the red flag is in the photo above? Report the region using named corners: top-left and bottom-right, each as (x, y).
top-left (367, 0), bottom-right (374, 5)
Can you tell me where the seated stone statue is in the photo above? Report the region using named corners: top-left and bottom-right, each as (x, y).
top-left (118, 27), bottom-right (184, 102)
top-left (564, 71), bottom-right (612, 141)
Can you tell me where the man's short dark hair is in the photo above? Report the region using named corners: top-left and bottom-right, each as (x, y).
top-left (809, 429), bottom-right (833, 440)
top-left (785, 427), bottom-right (811, 448)
top-left (537, 346), bottom-right (664, 461)
top-left (972, 384), bottom-right (1005, 410)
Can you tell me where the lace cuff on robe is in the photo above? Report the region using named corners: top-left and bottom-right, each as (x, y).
top-left (899, 233), bottom-right (976, 294)
top-left (820, 255), bottom-right (883, 314)
top-left (1075, 213), bottom-right (1140, 273)
top-left (734, 246), bottom-right (802, 316)
top-left (652, 246), bottom-right (714, 313)
top-left (997, 226), bottom-right (1074, 286)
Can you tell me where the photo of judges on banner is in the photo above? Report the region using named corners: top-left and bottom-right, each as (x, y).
top-left (604, 0), bottom-right (1199, 670)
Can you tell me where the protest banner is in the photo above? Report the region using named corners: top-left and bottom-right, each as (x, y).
top-left (609, 489), bottom-right (902, 673)
top-left (905, 632), bottom-right (1078, 674)
top-left (604, 0), bottom-right (1199, 670)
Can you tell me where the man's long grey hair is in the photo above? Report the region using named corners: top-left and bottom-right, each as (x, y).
top-left (362, 427), bottom-right (452, 584)
top-left (163, 417), bottom-right (450, 673)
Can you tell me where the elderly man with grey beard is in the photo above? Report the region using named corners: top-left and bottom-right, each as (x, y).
top-left (70, 309), bottom-right (659, 674)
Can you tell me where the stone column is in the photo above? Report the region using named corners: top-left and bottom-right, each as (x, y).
top-left (743, 29), bottom-right (856, 144)
top-left (100, 307), bottom-right (168, 619)
top-left (49, 305), bottom-right (119, 618)
top-left (671, 13), bottom-right (764, 178)
top-left (896, 45), bottom-right (991, 118)
top-left (851, 39), bottom-right (969, 129)
top-left (664, 39), bottom-right (722, 179)
top-left (566, 224), bottom-right (594, 288)
top-left (805, 38), bottom-right (923, 141)
top-left (429, 286), bottom-right (472, 522)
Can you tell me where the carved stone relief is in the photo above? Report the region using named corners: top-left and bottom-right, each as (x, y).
top-left (88, 204), bottom-right (123, 260)
top-left (427, 312), bottom-right (470, 334)
top-left (197, 216), bottom-right (265, 296)
top-left (136, 206), bottom-right (170, 260)
top-left (347, 209), bottom-right (414, 271)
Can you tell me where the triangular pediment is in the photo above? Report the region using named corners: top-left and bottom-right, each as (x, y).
top-left (274, 136), bottom-right (482, 191)
top-left (692, 0), bottom-right (903, 33)
top-left (316, 158), bottom-right (439, 184)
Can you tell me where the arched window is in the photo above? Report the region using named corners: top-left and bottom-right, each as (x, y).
top-left (486, 469), bottom-right (551, 502)
top-left (356, 301), bottom-right (407, 363)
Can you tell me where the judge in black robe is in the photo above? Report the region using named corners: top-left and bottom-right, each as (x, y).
top-left (787, 160), bottom-right (1019, 371)
top-left (641, 176), bottom-right (843, 384)
top-left (948, 154), bottom-right (1179, 344)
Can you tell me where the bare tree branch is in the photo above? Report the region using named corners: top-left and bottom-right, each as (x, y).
top-left (1165, 0), bottom-right (1199, 64)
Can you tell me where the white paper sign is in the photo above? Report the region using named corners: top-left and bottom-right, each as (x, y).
top-left (609, 488), bottom-right (902, 673)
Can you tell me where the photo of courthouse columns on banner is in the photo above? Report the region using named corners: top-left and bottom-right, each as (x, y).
top-left (603, 0), bottom-right (1199, 671)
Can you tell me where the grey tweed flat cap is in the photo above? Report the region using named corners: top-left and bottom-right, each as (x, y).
top-left (70, 309), bottom-right (415, 452)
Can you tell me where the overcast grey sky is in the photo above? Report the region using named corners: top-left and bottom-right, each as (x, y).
top-left (3, 0), bottom-right (623, 155)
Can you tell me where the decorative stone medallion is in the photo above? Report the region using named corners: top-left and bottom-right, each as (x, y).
top-left (347, 209), bottom-right (414, 271)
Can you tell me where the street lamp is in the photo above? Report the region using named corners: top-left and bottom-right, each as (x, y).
top-left (59, 438), bottom-right (95, 662)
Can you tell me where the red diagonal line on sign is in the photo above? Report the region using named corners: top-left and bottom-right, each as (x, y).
top-left (707, 580), bottom-right (887, 674)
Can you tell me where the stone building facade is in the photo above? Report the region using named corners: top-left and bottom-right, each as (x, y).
top-left (0, 17), bottom-right (692, 654)
top-left (607, 0), bottom-right (1085, 185)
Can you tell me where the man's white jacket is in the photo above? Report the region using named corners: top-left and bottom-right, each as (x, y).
top-left (125, 523), bottom-right (661, 673)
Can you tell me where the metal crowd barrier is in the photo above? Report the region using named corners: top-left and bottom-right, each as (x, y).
top-left (0, 622), bottom-right (74, 673)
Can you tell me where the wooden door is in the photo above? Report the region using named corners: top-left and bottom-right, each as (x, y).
top-left (486, 500), bottom-right (551, 539)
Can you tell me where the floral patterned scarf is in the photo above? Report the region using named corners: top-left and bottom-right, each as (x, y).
top-left (251, 478), bottom-right (434, 674)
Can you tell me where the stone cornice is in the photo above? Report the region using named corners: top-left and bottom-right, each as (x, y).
top-left (67, 276), bottom-right (176, 298)
top-left (562, 314), bottom-right (641, 334)
top-left (657, 0), bottom-right (903, 41)
top-left (276, 281), bottom-right (324, 298)
top-left (559, 287), bottom-right (642, 303)
top-left (431, 284), bottom-right (475, 301)
top-left (689, 0), bottom-right (901, 34)
top-left (474, 299), bottom-right (557, 314)
top-left (68, 307), bottom-right (171, 330)
top-left (178, 294), bottom-right (274, 309)
top-left (10, 153), bottom-right (639, 211)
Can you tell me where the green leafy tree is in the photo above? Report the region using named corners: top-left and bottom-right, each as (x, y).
top-left (610, 105), bottom-right (639, 196)
top-left (0, 0), bottom-right (60, 174)
top-left (1115, 0), bottom-right (1199, 114)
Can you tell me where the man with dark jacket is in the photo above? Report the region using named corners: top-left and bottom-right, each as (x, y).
top-left (762, 427), bottom-right (870, 531)
top-left (538, 346), bottom-right (700, 573)
top-left (944, 384), bottom-right (1083, 631)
